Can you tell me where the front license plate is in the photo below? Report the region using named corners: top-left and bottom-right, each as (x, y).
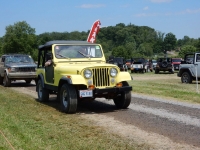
top-left (79, 90), bottom-right (93, 98)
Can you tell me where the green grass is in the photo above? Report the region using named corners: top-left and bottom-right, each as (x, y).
top-left (0, 87), bottom-right (149, 150)
top-left (128, 71), bottom-right (200, 104)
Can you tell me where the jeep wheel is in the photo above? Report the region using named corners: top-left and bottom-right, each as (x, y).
top-left (113, 82), bottom-right (131, 109)
top-left (37, 80), bottom-right (49, 102)
top-left (60, 84), bottom-right (77, 113)
top-left (181, 72), bottom-right (192, 83)
top-left (3, 74), bottom-right (11, 87)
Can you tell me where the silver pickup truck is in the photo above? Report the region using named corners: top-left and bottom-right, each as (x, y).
top-left (0, 54), bottom-right (37, 87)
top-left (177, 52), bottom-right (200, 83)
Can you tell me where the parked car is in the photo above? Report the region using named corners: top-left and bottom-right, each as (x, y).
top-left (155, 57), bottom-right (174, 74)
top-left (107, 56), bottom-right (127, 71)
top-left (177, 53), bottom-right (200, 83)
top-left (130, 58), bottom-right (148, 73)
top-left (0, 53), bottom-right (37, 87)
top-left (172, 58), bottom-right (182, 71)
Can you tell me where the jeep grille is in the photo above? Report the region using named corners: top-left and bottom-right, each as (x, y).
top-left (92, 68), bottom-right (110, 87)
top-left (17, 67), bottom-right (35, 72)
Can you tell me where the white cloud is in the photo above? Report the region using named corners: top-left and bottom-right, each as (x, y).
top-left (150, 0), bottom-right (172, 3)
top-left (143, 6), bottom-right (149, 10)
top-left (176, 8), bottom-right (200, 15)
top-left (134, 13), bottom-right (160, 17)
top-left (79, 4), bottom-right (105, 8)
top-left (185, 8), bottom-right (200, 14)
top-left (134, 8), bottom-right (200, 17)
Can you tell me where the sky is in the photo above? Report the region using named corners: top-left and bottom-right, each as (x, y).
top-left (0, 0), bottom-right (200, 40)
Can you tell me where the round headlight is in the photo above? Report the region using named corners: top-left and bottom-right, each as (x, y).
top-left (110, 68), bottom-right (118, 77)
top-left (84, 69), bottom-right (92, 79)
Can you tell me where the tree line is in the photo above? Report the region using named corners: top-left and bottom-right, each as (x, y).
top-left (0, 21), bottom-right (200, 61)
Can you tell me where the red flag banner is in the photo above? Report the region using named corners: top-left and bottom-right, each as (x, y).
top-left (87, 20), bottom-right (101, 43)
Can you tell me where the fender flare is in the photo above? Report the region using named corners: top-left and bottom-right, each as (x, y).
top-left (179, 68), bottom-right (194, 77)
top-left (59, 76), bottom-right (72, 85)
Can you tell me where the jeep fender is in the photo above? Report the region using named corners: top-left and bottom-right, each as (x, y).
top-left (59, 75), bottom-right (86, 85)
top-left (116, 72), bottom-right (132, 83)
top-left (179, 68), bottom-right (194, 77)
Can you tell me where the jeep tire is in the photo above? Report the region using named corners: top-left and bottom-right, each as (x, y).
top-left (3, 74), bottom-right (11, 87)
top-left (181, 72), bottom-right (192, 83)
top-left (161, 61), bottom-right (168, 68)
top-left (37, 79), bottom-right (49, 102)
top-left (113, 82), bottom-right (131, 109)
top-left (60, 84), bottom-right (77, 113)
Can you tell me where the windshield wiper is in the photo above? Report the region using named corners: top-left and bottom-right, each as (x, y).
top-left (78, 51), bottom-right (90, 58)
top-left (56, 54), bottom-right (70, 59)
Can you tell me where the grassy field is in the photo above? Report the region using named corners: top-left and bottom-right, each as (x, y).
top-left (0, 87), bottom-right (149, 150)
top-left (128, 70), bottom-right (200, 104)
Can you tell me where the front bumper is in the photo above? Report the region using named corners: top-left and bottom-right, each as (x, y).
top-left (7, 72), bottom-right (36, 79)
top-left (131, 68), bottom-right (143, 71)
top-left (156, 67), bottom-right (173, 71)
top-left (94, 86), bottom-right (132, 94)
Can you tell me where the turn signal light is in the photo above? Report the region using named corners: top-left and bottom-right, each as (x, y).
top-left (88, 85), bottom-right (95, 90)
top-left (116, 82), bottom-right (123, 87)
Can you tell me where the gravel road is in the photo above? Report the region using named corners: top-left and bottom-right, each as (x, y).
top-left (10, 81), bottom-right (200, 150)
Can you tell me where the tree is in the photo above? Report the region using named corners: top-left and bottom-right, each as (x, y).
top-left (112, 46), bottom-right (127, 58)
top-left (178, 45), bottom-right (196, 58)
top-left (2, 21), bottom-right (37, 59)
top-left (163, 32), bottom-right (177, 51)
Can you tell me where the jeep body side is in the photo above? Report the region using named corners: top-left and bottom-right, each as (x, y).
top-left (155, 57), bottom-right (174, 74)
top-left (0, 54), bottom-right (37, 87)
top-left (36, 41), bottom-right (133, 113)
top-left (177, 52), bottom-right (200, 83)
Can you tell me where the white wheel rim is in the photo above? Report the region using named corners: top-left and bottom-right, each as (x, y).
top-left (62, 90), bottom-right (68, 107)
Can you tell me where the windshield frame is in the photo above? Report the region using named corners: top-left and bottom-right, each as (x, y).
top-left (53, 44), bottom-right (103, 59)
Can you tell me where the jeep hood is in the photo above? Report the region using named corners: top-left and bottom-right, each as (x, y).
top-left (56, 63), bottom-right (119, 73)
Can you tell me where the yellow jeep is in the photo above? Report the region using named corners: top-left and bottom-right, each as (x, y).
top-left (36, 40), bottom-right (132, 113)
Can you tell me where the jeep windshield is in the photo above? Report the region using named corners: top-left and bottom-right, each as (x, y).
top-left (132, 58), bottom-right (145, 63)
top-left (54, 45), bottom-right (103, 59)
top-left (4, 55), bottom-right (34, 64)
